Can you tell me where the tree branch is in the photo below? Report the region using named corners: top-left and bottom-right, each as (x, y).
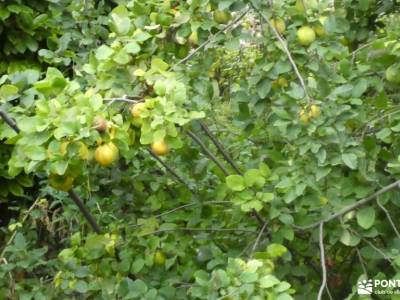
top-left (199, 121), bottom-right (243, 175)
top-left (317, 222), bottom-right (327, 300)
top-left (140, 227), bottom-right (260, 237)
top-left (172, 7), bottom-right (251, 68)
top-left (251, 2), bottom-right (311, 103)
top-left (250, 221), bottom-right (268, 257)
top-left (0, 109), bottom-right (20, 133)
top-left (147, 149), bottom-right (192, 190)
top-left (186, 129), bottom-right (230, 176)
top-left (68, 190), bottom-right (102, 234)
top-left (376, 198), bottom-right (400, 240)
top-left (295, 180), bottom-right (400, 230)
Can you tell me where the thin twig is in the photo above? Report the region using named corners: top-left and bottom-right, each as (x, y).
top-left (356, 247), bottom-right (368, 277)
top-left (252, 3), bottom-right (311, 103)
top-left (186, 129), bottom-right (230, 176)
top-left (140, 227), bottom-right (260, 237)
top-left (250, 222), bottom-right (268, 256)
top-left (376, 199), bottom-right (400, 240)
top-left (295, 180), bottom-right (400, 230)
top-left (0, 197), bottom-right (42, 261)
top-left (317, 222), bottom-right (327, 300)
top-left (147, 149), bottom-right (192, 190)
top-left (104, 98), bottom-right (143, 104)
top-left (172, 7), bottom-right (251, 68)
top-left (199, 121), bottom-right (242, 175)
top-left (0, 108), bottom-right (20, 133)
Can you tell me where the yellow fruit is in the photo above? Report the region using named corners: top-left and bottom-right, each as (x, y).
top-left (320, 196), bottom-right (328, 205)
top-left (277, 77), bottom-right (288, 87)
top-left (270, 18), bottom-right (286, 34)
top-left (78, 143), bottom-right (89, 160)
top-left (130, 103), bottom-right (147, 118)
top-left (95, 143), bottom-right (118, 166)
top-left (154, 250), bottom-right (166, 265)
top-left (213, 10), bottom-right (231, 24)
top-left (49, 174), bottom-right (74, 192)
top-left (299, 109), bottom-right (309, 124)
top-left (309, 104), bottom-right (321, 118)
top-left (297, 26), bottom-right (316, 46)
top-left (386, 64), bottom-right (400, 83)
top-left (295, 0), bottom-right (318, 12)
top-left (189, 30), bottom-right (199, 45)
top-left (151, 140), bottom-right (169, 156)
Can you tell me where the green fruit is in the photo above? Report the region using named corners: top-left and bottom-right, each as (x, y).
top-left (175, 44), bottom-right (190, 59)
top-left (154, 250), bottom-right (166, 265)
top-left (154, 80), bottom-right (167, 96)
top-left (297, 26), bottom-right (316, 46)
top-left (271, 18), bottom-right (286, 34)
top-left (386, 64), bottom-right (400, 83)
top-left (188, 30), bottom-right (199, 45)
top-left (295, 0), bottom-right (318, 12)
top-left (213, 10), bottom-right (231, 24)
top-left (49, 174), bottom-right (74, 192)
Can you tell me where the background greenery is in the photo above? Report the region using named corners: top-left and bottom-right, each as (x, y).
top-left (0, 0), bottom-right (400, 299)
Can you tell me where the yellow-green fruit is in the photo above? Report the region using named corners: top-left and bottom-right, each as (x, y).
top-left (309, 104), bottom-right (321, 118)
top-left (386, 64), bottom-right (400, 83)
top-left (271, 18), bottom-right (286, 34)
top-left (151, 140), bottom-right (169, 156)
top-left (299, 109), bottom-right (309, 124)
top-left (150, 12), bottom-right (158, 23)
top-left (213, 10), bottom-right (231, 24)
top-left (130, 103), bottom-right (147, 118)
top-left (154, 250), bottom-right (166, 265)
top-left (297, 26), bottom-right (316, 46)
top-left (49, 174), bottom-right (74, 192)
top-left (277, 77), bottom-right (288, 87)
top-left (78, 143), bottom-right (89, 160)
top-left (320, 196), bottom-right (328, 205)
top-left (176, 45), bottom-right (190, 59)
top-left (188, 30), bottom-right (199, 45)
top-left (295, 0), bottom-right (318, 12)
top-left (95, 143), bottom-right (118, 166)
top-left (314, 16), bottom-right (327, 37)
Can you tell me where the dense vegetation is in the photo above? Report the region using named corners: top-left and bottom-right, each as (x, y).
top-left (0, 0), bottom-right (400, 299)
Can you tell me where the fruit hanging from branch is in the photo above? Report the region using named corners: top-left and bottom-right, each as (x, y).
top-left (49, 174), bottom-right (74, 192)
top-left (94, 142), bottom-right (119, 166)
top-left (93, 116), bottom-right (108, 133)
top-left (151, 140), bottom-right (169, 156)
top-left (297, 26), bottom-right (316, 46)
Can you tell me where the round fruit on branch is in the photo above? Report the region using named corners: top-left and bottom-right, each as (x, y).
top-left (270, 18), bottom-right (286, 34)
top-left (130, 102), bottom-right (147, 118)
top-left (93, 116), bottom-right (108, 133)
top-left (49, 174), bottom-right (74, 192)
top-left (94, 142), bottom-right (119, 167)
top-left (151, 140), bottom-right (169, 156)
top-left (297, 26), bottom-right (316, 46)
top-left (213, 10), bottom-right (231, 24)
top-left (154, 250), bottom-right (166, 265)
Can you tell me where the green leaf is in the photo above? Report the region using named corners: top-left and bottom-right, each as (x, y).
top-left (244, 169), bottom-right (266, 188)
top-left (124, 41), bottom-right (141, 54)
top-left (342, 153), bottom-right (358, 170)
top-left (0, 84), bottom-right (19, 101)
top-left (267, 244), bottom-right (287, 258)
top-left (111, 5), bottom-right (132, 35)
top-left (340, 230), bottom-right (360, 246)
top-left (226, 175), bottom-right (245, 191)
top-left (356, 207), bottom-right (375, 229)
top-left (95, 45), bottom-right (114, 60)
top-left (151, 58), bottom-right (169, 72)
top-left (259, 275), bottom-right (280, 288)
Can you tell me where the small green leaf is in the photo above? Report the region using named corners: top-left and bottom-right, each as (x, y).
top-left (340, 230), bottom-right (360, 246)
top-left (356, 207), bottom-right (375, 229)
top-left (95, 45), bottom-right (114, 60)
top-left (111, 5), bottom-right (132, 35)
top-left (226, 175), bottom-right (245, 191)
top-left (267, 243), bottom-right (287, 258)
top-left (244, 169), bottom-right (266, 188)
top-left (342, 153), bottom-right (358, 170)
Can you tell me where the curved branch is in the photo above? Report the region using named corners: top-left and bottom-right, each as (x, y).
top-left (317, 222), bottom-right (327, 300)
top-left (295, 180), bottom-right (400, 230)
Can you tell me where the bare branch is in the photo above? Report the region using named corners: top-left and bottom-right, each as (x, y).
top-left (186, 129), bottom-right (230, 176)
top-left (250, 221), bottom-right (268, 257)
top-left (68, 190), bottom-right (102, 234)
top-left (172, 7), bottom-right (251, 68)
top-left (356, 247), bottom-right (368, 277)
top-left (104, 98), bottom-right (143, 104)
top-left (0, 109), bottom-right (20, 133)
top-left (376, 198), bottom-right (400, 240)
top-left (253, 5), bottom-right (311, 103)
top-left (199, 121), bottom-right (243, 175)
top-left (317, 222), bottom-right (327, 300)
top-left (295, 180), bottom-right (400, 230)
top-left (147, 149), bottom-right (193, 190)
top-left (140, 227), bottom-right (260, 237)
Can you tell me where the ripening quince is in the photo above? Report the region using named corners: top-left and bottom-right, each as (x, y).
top-left (297, 26), bottom-right (316, 46)
top-left (309, 104), bottom-right (321, 118)
top-left (213, 10), bottom-right (231, 24)
top-left (271, 18), bottom-right (286, 34)
top-left (130, 102), bottom-right (147, 118)
top-left (151, 140), bottom-right (169, 156)
top-left (154, 250), bottom-right (166, 265)
top-left (49, 174), bottom-right (74, 192)
top-left (386, 64), bottom-right (400, 83)
top-left (95, 142), bottom-right (119, 166)
top-left (299, 109), bottom-right (310, 124)
top-left (93, 116), bottom-right (108, 133)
